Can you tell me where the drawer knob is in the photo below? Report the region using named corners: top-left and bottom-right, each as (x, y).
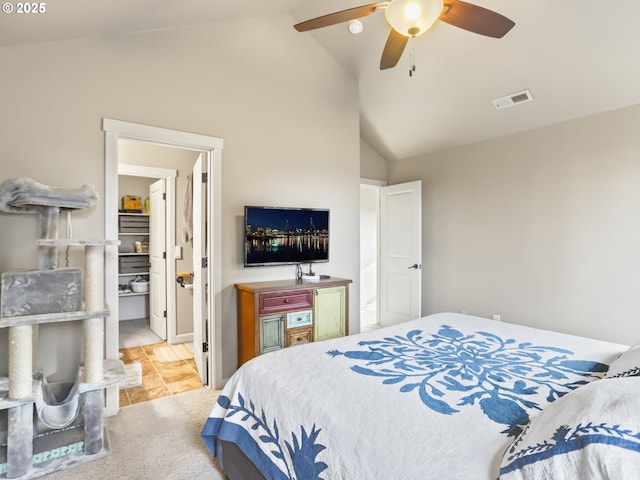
top-left (284, 298), bottom-right (290, 304)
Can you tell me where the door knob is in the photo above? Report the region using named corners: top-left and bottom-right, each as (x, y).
top-left (408, 264), bottom-right (421, 269)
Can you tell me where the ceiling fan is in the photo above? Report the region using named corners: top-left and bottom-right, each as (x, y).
top-left (294, 0), bottom-right (515, 70)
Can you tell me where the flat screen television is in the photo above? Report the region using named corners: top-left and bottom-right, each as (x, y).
top-left (244, 206), bottom-right (330, 267)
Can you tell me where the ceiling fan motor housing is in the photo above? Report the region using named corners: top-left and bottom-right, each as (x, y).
top-left (385, 0), bottom-right (444, 37)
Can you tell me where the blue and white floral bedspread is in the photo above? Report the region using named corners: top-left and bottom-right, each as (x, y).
top-left (202, 313), bottom-right (626, 479)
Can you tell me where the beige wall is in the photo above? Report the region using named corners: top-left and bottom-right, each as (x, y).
top-left (0, 14), bottom-right (361, 380)
top-left (360, 139), bottom-right (388, 182)
top-left (388, 104), bottom-right (640, 345)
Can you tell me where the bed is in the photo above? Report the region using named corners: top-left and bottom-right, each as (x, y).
top-left (201, 312), bottom-right (640, 479)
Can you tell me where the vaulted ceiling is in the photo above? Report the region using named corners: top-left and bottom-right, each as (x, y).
top-left (2, 0), bottom-right (640, 161)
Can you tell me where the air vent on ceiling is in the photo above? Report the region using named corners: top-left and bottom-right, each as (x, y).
top-left (493, 89), bottom-right (533, 110)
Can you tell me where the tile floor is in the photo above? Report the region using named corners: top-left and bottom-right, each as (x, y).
top-left (119, 341), bottom-right (204, 407)
top-left (119, 317), bottom-right (163, 349)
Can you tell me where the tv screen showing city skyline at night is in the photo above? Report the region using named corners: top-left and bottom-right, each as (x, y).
top-left (244, 206), bottom-right (329, 266)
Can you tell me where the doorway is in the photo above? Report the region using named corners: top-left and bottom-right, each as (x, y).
top-left (360, 180), bottom-right (384, 330)
top-left (116, 144), bottom-right (200, 406)
top-left (103, 119), bottom-right (224, 416)
top-left (360, 179), bottom-right (423, 331)
top-left (116, 153), bottom-right (182, 347)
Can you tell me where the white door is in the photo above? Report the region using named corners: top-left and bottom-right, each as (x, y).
top-left (379, 180), bottom-right (422, 326)
top-left (192, 154), bottom-right (207, 384)
top-left (149, 179), bottom-right (167, 339)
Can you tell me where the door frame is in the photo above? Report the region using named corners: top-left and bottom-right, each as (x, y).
top-left (103, 118), bottom-right (224, 416)
top-left (359, 179), bottom-right (386, 330)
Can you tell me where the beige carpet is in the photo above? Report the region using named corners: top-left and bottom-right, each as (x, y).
top-left (154, 343), bottom-right (194, 362)
top-left (43, 387), bottom-right (225, 480)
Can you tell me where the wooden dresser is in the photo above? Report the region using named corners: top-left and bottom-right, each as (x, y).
top-left (235, 277), bottom-right (351, 366)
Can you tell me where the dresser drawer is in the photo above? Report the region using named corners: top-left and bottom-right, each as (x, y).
top-left (259, 289), bottom-right (313, 314)
top-left (286, 327), bottom-right (313, 347)
top-left (286, 309), bottom-right (312, 329)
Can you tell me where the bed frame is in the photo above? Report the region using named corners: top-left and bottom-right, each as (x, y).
top-left (218, 440), bottom-right (266, 480)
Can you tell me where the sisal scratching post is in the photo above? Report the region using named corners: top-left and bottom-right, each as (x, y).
top-left (6, 325), bottom-right (33, 478)
top-left (84, 245), bottom-right (104, 382)
top-left (83, 244), bottom-right (105, 455)
top-left (9, 325), bottom-right (32, 398)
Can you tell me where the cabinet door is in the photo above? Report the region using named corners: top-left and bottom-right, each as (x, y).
top-left (314, 286), bottom-right (346, 342)
top-left (260, 314), bottom-right (284, 354)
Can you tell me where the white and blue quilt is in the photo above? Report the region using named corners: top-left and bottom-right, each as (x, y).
top-left (202, 313), bottom-right (627, 479)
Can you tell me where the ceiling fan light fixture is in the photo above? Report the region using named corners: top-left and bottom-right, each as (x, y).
top-left (384, 0), bottom-right (444, 37)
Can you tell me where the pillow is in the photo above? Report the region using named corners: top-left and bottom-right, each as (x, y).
top-left (499, 377), bottom-right (640, 480)
top-left (604, 340), bottom-right (640, 378)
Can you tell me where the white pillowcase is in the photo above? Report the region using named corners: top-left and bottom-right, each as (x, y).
top-left (604, 340), bottom-right (640, 378)
top-left (499, 377), bottom-right (640, 480)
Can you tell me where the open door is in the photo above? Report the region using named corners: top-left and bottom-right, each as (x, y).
top-left (149, 179), bottom-right (167, 339)
top-left (192, 154), bottom-right (208, 384)
top-left (379, 180), bottom-right (422, 326)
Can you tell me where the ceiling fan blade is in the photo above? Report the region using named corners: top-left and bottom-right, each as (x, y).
top-left (440, 0), bottom-right (515, 38)
top-left (294, 2), bottom-right (388, 32)
top-left (380, 28), bottom-right (408, 70)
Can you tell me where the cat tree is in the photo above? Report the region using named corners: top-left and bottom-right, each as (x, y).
top-left (0, 178), bottom-right (124, 479)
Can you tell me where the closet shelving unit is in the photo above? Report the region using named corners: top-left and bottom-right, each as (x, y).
top-left (117, 212), bottom-right (150, 327)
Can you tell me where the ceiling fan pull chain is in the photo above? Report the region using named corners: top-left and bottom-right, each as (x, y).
top-left (409, 47), bottom-right (416, 77)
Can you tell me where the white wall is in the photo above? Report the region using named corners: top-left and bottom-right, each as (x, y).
top-left (360, 139), bottom-right (387, 182)
top-left (0, 14), bottom-right (360, 380)
top-left (360, 185), bottom-right (379, 310)
top-left (388, 104), bottom-right (640, 345)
